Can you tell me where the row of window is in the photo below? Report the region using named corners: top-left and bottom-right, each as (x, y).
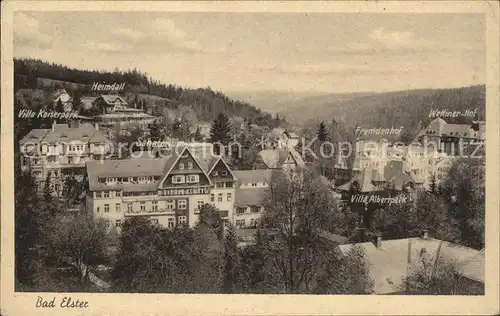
top-left (214, 181), bottom-right (234, 188)
top-left (106, 216), bottom-right (188, 229)
top-left (98, 175), bottom-right (161, 184)
top-left (236, 206), bottom-right (261, 214)
top-left (95, 191), bottom-right (123, 198)
top-left (210, 192), bottom-right (232, 202)
top-left (158, 187), bottom-right (210, 196)
top-left (235, 218), bottom-right (258, 228)
top-left (172, 174), bottom-right (200, 184)
top-left (178, 161), bottom-right (194, 170)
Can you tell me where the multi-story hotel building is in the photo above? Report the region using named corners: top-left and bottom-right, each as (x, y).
top-left (86, 145), bottom-right (237, 232)
top-left (413, 118), bottom-right (485, 156)
top-left (19, 122), bottom-right (112, 197)
top-left (90, 94), bottom-right (157, 129)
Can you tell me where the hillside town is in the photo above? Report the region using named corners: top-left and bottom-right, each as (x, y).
top-left (15, 80), bottom-right (486, 295)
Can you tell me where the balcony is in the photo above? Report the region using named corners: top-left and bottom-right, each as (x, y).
top-left (124, 208), bottom-right (175, 216)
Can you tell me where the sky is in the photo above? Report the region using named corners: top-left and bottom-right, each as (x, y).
top-left (14, 11), bottom-right (485, 94)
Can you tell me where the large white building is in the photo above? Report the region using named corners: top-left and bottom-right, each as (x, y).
top-left (19, 122), bottom-right (112, 197)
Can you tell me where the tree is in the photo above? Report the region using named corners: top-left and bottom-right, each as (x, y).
top-left (148, 121), bottom-right (163, 141)
top-left (222, 224), bottom-right (240, 293)
top-left (55, 99), bottom-right (64, 113)
top-left (314, 245), bottom-right (373, 294)
top-left (316, 121), bottom-right (328, 142)
top-left (429, 174), bottom-right (438, 194)
top-left (72, 90), bottom-right (83, 114)
top-left (15, 171), bottom-right (46, 287)
top-left (401, 251), bottom-right (483, 295)
top-left (48, 214), bottom-right (108, 284)
top-left (210, 112), bottom-right (232, 154)
top-left (441, 158), bottom-right (485, 249)
top-left (259, 170), bottom-right (344, 293)
top-left (192, 126), bottom-right (203, 142)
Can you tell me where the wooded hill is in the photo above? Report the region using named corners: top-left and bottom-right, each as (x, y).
top-left (14, 58), bottom-right (275, 125)
top-left (284, 85), bottom-right (485, 134)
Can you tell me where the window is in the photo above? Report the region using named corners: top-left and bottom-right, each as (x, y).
top-left (178, 199), bottom-right (187, 210)
top-left (104, 204), bottom-right (110, 213)
top-left (219, 210), bottom-right (229, 218)
top-left (212, 171), bottom-right (218, 176)
top-left (222, 171), bottom-right (228, 176)
top-left (197, 201), bottom-right (205, 209)
top-left (96, 206), bottom-right (100, 213)
top-left (215, 182), bottom-right (224, 188)
top-left (127, 203), bottom-right (133, 212)
top-left (236, 219), bottom-right (246, 227)
top-left (187, 161), bottom-right (193, 169)
top-left (116, 203), bottom-right (121, 212)
top-left (151, 219), bottom-right (159, 225)
top-left (225, 181), bottom-right (233, 188)
top-left (68, 157), bottom-right (74, 164)
top-left (250, 219), bottom-right (256, 227)
top-left (116, 191), bottom-right (122, 197)
top-left (217, 193), bottom-right (223, 202)
top-left (237, 207), bottom-right (246, 214)
top-left (227, 193), bottom-right (232, 202)
top-left (251, 206), bottom-right (260, 213)
top-left (103, 191), bottom-right (109, 198)
top-left (210, 194), bottom-right (215, 202)
top-left (140, 202), bottom-right (146, 211)
top-left (178, 216), bottom-right (187, 225)
top-left (116, 220), bottom-right (121, 227)
top-left (166, 200), bottom-right (175, 210)
top-left (186, 174), bottom-right (199, 183)
top-left (167, 218), bottom-right (175, 228)
top-left (179, 162), bottom-right (185, 170)
top-left (172, 175), bottom-right (185, 184)
top-left (152, 201), bottom-right (158, 212)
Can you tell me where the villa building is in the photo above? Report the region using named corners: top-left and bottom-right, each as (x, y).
top-left (19, 122), bottom-right (112, 197)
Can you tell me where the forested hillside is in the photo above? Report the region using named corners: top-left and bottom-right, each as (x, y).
top-left (14, 58), bottom-right (274, 125)
top-left (284, 85), bottom-right (485, 143)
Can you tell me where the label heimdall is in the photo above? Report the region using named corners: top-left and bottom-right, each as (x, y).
top-left (91, 82), bottom-right (125, 91)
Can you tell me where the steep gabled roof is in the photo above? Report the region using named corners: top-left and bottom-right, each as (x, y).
top-left (257, 148), bottom-right (305, 169)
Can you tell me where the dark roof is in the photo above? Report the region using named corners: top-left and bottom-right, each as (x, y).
top-left (87, 158), bottom-right (168, 191)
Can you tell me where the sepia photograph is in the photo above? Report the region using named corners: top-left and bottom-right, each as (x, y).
top-left (1, 1), bottom-right (499, 315)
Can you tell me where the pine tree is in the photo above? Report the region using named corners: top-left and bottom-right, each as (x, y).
top-left (210, 112), bottom-right (232, 154)
top-left (222, 224), bottom-right (239, 293)
top-left (317, 122), bottom-right (328, 142)
top-left (149, 122), bottom-right (163, 141)
top-left (43, 173), bottom-right (52, 203)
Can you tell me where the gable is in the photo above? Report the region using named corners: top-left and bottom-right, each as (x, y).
top-left (283, 152), bottom-right (296, 165)
top-left (158, 147), bottom-right (211, 189)
top-left (209, 158), bottom-right (236, 181)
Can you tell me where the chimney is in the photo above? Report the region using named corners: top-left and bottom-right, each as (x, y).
top-left (375, 233), bottom-right (382, 249)
top-left (95, 123), bottom-right (99, 131)
top-left (52, 120), bottom-right (56, 132)
top-left (422, 229), bottom-right (429, 239)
